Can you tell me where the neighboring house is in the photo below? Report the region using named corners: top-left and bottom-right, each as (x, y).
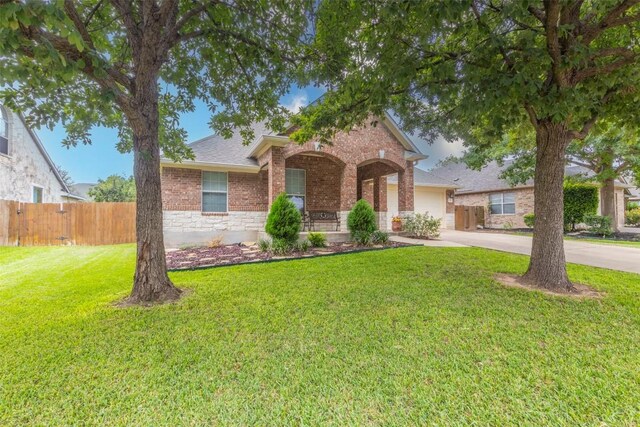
top-left (428, 160), bottom-right (630, 228)
top-left (160, 114), bottom-right (461, 246)
top-left (0, 105), bottom-right (81, 203)
top-left (70, 183), bottom-right (96, 200)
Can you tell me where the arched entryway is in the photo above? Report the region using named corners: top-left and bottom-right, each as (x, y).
top-left (357, 159), bottom-right (405, 230)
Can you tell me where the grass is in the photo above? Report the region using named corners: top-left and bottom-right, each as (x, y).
top-left (1, 245), bottom-right (639, 426)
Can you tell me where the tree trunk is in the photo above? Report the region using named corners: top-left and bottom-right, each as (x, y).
top-left (601, 176), bottom-right (618, 233)
top-left (523, 121), bottom-right (573, 291)
top-left (125, 80), bottom-right (181, 304)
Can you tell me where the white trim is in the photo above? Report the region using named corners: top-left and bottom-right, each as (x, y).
top-left (285, 167), bottom-right (306, 210)
top-left (489, 191), bottom-right (516, 215)
top-left (248, 135), bottom-right (290, 158)
top-left (32, 185), bottom-right (44, 203)
top-left (201, 171), bottom-right (229, 213)
top-left (161, 160), bottom-right (261, 173)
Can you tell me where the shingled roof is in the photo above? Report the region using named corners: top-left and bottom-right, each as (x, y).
top-left (161, 112), bottom-right (426, 169)
top-left (427, 160), bottom-right (630, 194)
top-left (387, 167), bottom-right (459, 188)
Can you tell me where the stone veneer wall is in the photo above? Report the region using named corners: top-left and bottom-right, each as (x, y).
top-left (455, 187), bottom-right (535, 229)
top-left (163, 211), bottom-right (267, 247)
top-left (0, 107), bottom-right (66, 203)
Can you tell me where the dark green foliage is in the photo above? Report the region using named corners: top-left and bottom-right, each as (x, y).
top-left (347, 199), bottom-right (377, 236)
top-left (564, 183), bottom-right (598, 231)
top-left (371, 230), bottom-right (389, 244)
top-left (88, 175), bottom-right (136, 202)
top-left (584, 215), bottom-right (613, 237)
top-left (265, 193), bottom-right (302, 243)
top-left (524, 213), bottom-right (535, 228)
top-left (307, 232), bottom-right (327, 248)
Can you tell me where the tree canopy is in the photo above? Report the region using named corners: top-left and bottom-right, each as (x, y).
top-left (292, 0), bottom-right (640, 291)
top-left (0, 0), bottom-right (314, 303)
top-left (88, 174), bottom-right (136, 202)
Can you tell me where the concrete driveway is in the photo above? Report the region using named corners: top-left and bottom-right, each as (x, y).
top-left (435, 230), bottom-right (640, 274)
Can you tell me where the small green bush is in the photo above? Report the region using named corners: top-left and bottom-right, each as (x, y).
top-left (523, 213), bottom-right (535, 228)
top-left (295, 239), bottom-right (311, 252)
top-left (371, 230), bottom-right (389, 244)
top-left (404, 212), bottom-right (441, 239)
top-left (270, 238), bottom-right (291, 255)
top-left (563, 183), bottom-right (598, 231)
top-left (347, 199), bottom-right (377, 236)
top-left (352, 230), bottom-right (373, 246)
top-left (584, 214), bottom-right (613, 237)
top-left (626, 208), bottom-right (640, 226)
top-left (626, 202), bottom-right (639, 211)
top-left (257, 238), bottom-right (270, 252)
top-left (307, 232), bottom-right (327, 247)
top-left (265, 193), bottom-right (302, 243)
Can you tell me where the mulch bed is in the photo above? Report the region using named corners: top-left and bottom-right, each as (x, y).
top-left (494, 274), bottom-right (603, 299)
top-left (167, 241), bottom-right (412, 270)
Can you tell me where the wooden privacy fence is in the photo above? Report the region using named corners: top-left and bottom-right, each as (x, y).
top-left (455, 205), bottom-right (485, 231)
top-left (0, 200), bottom-right (136, 246)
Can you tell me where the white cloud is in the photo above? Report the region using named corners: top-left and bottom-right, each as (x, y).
top-left (281, 92), bottom-right (308, 113)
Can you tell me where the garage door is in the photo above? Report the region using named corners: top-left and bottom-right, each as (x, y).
top-left (414, 187), bottom-right (445, 220)
top-left (386, 185), bottom-right (446, 229)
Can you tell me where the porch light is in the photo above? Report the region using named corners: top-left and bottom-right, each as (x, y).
top-left (379, 149), bottom-right (385, 159)
top-left (314, 141), bottom-right (321, 151)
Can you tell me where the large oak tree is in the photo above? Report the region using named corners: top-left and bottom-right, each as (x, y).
top-left (0, 0), bottom-right (313, 303)
top-left (292, 0), bottom-right (640, 292)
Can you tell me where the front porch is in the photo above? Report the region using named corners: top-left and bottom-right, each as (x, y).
top-left (258, 148), bottom-right (416, 232)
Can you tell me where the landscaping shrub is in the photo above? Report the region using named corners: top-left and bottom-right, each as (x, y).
top-left (352, 230), bottom-right (373, 246)
top-left (307, 232), bottom-right (327, 247)
top-left (347, 199), bottom-right (377, 236)
top-left (270, 238), bottom-right (291, 255)
top-left (257, 238), bottom-right (270, 252)
top-left (294, 239), bottom-right (311, 252)
top-left (627, 201), bottom-right (639, 211)
top-left (371, 230), bottom-right (389, 244)
top-left (265, 193), bottom-right (302, 243)
top-left (404, 212), bottom-right (441, 239)
top-left (523, 213), bottom-right (535, 228)
top-left (584, 214), bottom-right (613, 237)
top-left (563, 182), bottom-right (598, 231)
top-left (627, 208), bottom-right (640, 226)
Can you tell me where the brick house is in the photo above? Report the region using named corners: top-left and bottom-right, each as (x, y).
top-left (428, 160), bottom-right (630, 229)
top-left (160, 114), bottom-right (457, 246)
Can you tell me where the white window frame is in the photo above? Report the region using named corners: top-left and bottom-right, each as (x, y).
top-left (285, 168), bottom-right (306, 211)
top-left (201, 171), bottom-right (228, 213)
top-left (489, 192), bottom-right (516, 215)
top-left (32, 185), bottom-right (43, 203)
top-left (0, 106), bottom-right (9, 157)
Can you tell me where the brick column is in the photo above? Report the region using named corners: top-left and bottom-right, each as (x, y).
top-left (340, 164), bottom-right (357, 211)
top-left (268, 147), bottom-right (286, 206)
top-left (373, 176), bottom-right (387, 212)
top-left (398, 161), bottom-right (414, 212)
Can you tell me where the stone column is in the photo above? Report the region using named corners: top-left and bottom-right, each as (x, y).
top-left (267, 147), bottom-right (286, 206)
top-left (398, 161), bottom-right (414, 213)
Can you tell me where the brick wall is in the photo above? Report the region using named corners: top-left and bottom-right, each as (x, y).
top-left (285, 154), bottom-right (342, 211)
top-left (455, 187), bottom-right (534, 229)
top-left (161, 167), bottom-right (201, 211)
top-left (161, 167), bottom-right (268, 212)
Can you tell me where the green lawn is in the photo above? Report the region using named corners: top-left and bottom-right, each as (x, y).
top-left (1, 245), bottom-right (639, 426)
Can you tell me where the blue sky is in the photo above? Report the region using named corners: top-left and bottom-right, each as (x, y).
top-left (37, 86), bottom-right (464, 184)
